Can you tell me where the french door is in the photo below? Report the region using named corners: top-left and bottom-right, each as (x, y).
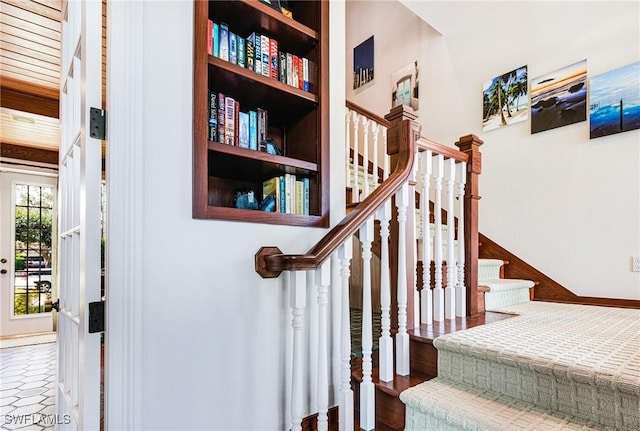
top-left (56, 0), bottom-right (103, 429)
top-left (0, 172), bottom-right (57, 337)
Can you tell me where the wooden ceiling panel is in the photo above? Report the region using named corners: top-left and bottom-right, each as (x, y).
top-left (1, 1), bottom-right (60, 31)
top-left (3, 0), bottom-right (60, 22)
top-left (1, 12), bottom-right (60, 41)
top-left (1, 39), bottom-right (59, 63)
top-left (0, 107), bottom-right (60, 150)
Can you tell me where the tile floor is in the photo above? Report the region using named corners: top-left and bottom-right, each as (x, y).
top-left (0, 342), bottom-right (56, 430)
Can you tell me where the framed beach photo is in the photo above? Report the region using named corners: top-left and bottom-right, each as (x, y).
top-left (589, 61), bottom-right (640, 139)
top-left (482, 65), bottom-right (528, 132)
top-left (531, 60), bottom-right (587, 134)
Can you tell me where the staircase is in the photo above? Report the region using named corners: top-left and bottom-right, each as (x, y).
top-left (400, 301), bottom-right (640, 430)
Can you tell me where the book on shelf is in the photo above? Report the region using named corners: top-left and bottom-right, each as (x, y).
top-left (229, 31), bottom-right (237, 64)
top-left (213, 22), bottom-right (219, 58)
top-left (260, 35), bottom-right (270, 77)
top-left (302, 58), bottom-right (309, 92)
top-left (286, 53), bottom-right (293, 86)
top-left (208, 90), bottom-right (218, 141)
top-left (233, 100), bottom-right (240, 146)
top-left (249, 32), bottom-right (261, 74)
top-left (217, 93), bottom-right (225, 143)
top-left (295, 180), bottom-right (303, 215)
top-left (302, 177), bottom-right (309, 215)
top-left (249, 111), bottom-right (258, 150)
top-left (245, 35), bottom-right (255, 71)
top-left (207, 19), bottom-right (213, 56)
top-left (269, 39), bottom-right (278, 80)
top-left (278, 51), bottom-right (287, 83)
top-left (262, 177), bottom-right (279, 212)
top-left (238, 112), bottom-right (249, 148)
top-left (277, 176), bottom-right (285, 214)
top-left (219, 23), bottom-right (229, 61)
top-left (237, 35), bottom-right (246, 68)
top-left (224, 96), bottom-right (235, 146)
top-left (257, 108), bottom-right (268, 152)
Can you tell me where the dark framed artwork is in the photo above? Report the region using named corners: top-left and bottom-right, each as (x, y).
top-left (353, 36), bottom-right (374, 91)
top-left (589, 61), bottom-right (640, 139)
top-left (531, 59), bottom-right (587, 134)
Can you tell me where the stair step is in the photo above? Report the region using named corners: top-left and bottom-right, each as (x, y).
top-left (401, 377), bottom-right (606, 430)
top-left (433, 302), bottom-right (640, 430)
top-left (478, 258), bottom-right (505, 280)
top-left (481, 278), bottom-right (535, 310)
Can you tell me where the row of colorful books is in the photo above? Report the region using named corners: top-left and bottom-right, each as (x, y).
top-left (207, 20), bottom-right (316, 92)
top-left (263, 174), bottom-right (309, 215)
top-left (208, 90), bottom-right (268, 150)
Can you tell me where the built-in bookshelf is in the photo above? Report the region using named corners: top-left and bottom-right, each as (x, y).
top-left (193, 0), bottom-right (329, 227)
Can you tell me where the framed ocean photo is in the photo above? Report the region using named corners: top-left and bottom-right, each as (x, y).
top-left (531, 60), bottom-right (587, 134)
top-left (482, 65), bottom-right (528, 132)
top-left (589, 61), bottom-right (640, 139)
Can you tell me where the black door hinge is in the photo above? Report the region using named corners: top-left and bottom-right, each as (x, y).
top-left (88, 300), bottom-right (105, 333)
top-left (90, 107), bottom-right (106, 140)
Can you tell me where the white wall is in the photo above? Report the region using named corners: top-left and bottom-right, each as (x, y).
top-left (109, 1), bottom-right (346, 429)
top-left (347, 0), bottom-right (640, 299)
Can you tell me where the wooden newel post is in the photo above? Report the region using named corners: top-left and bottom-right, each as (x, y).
top-left (386, 105), bottom-right (419, 340)
top-left (455, 134), bottom-right (483, 316)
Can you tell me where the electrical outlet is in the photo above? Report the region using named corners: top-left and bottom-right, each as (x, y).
top-left (633, 256), bottom-right (640, 272)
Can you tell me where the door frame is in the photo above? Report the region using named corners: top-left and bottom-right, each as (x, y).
top-left (0, 170), bottom-right (57, 337)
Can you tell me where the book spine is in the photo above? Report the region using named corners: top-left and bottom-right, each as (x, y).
top-left (279, 176), bottom-right (286, 213)
top-left (229, 31), bottom-right (237, 64)
top-left (252, 33), bottom-right (262, 74)
top-left (303, 58), bottom-right (309, 92)
top-left (303, 177), bottom-right (309, 215)
top-left (207, 20), bottom-right (213, 56)
top-left (213, 23), bottom-right (219, 58)
top-left (297, 56), bottom-right (304, 90)
top-left (234, 100), bottom-right (240, 146)
top-left (238, 112), bottom-right (249, 148)
top-left (245, 36), bottom-right (254, 71)
top-left (217, 93), bottom-right (225, 142)
top-left (237, 35), bottom-right (245, 68)
top-left (224, 96), bottom-right (235, 146)
top-left (278, 51), bottom-right (287, 83)
top-left (219, 23), bottom-right (229, 61)
top-left (286, 53), bottom-right (293, 86)
top-left (208, 90), bottom-right (217, 141)
top-left (292, 55), bottom-right (299, 88)
top-left (257, 108), bottom-right (268, 152)
top-left (261, 35), bottom-right (270, 77)
top-left (248, 111), bottom-right (257, 150)
top-left (269, 39), bottom-right (278, 80)
top-left (295, 180), bottom-right (303, 215)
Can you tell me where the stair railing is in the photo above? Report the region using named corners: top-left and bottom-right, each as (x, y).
top-left (255, 103), bottom-right (482, 431)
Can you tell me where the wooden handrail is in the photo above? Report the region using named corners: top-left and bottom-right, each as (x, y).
top-left (417, 137), bottom-right (469, 163)
top-left (255, 104), bottom-right (418, 278)
top-left (346, 100), bottom-right (390, 128)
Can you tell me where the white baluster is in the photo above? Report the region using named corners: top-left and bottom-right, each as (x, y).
top-left (432, 154), bottom-right (445, 321)
top-left (456, 162), bottom-right (467, 317)
top-left (383, 128), bottom-right (389, 180)
top-left (359, 217), bottom-right (375, 430)
top-left (316, 261), bottom-right (330, 431)
top-left (362, 118), bottom-right (370, 198)
top-left (290, 270), bottom-right (307, 431)
top-left (395, 182), bottom-right (410, 375)
top-left (420, 150), bottom-right (433, 324)
top-left (413, 147), bottom-right (421, 329)
top-left (338, 240), bottom-right (354, 431)
top-left (308, 270), bottom-right (318, 414)
top-left (445, 158), bottom-right (457, 320)
top-left (372, 123), bottom-right (379, 191)
top-left (345, 108), bottom-right (352, 194)
top-left (352, 112), bottom-right (360, 203)
top-left (331, 253), bottom-right (342, 403)
top-left (376, 199), bottom-right (393, 382)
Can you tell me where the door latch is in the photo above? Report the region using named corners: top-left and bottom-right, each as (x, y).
top-left (88, 300), bottom-right (105, 333)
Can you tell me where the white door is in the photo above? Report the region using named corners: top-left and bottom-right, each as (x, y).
top-left (57, 0), bottom-right (103, 429)
top-left (0, 172), bottom-right (57, 336)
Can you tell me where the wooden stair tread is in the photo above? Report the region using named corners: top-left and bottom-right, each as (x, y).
top-left (408, 311), bottom-right (514, 341)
